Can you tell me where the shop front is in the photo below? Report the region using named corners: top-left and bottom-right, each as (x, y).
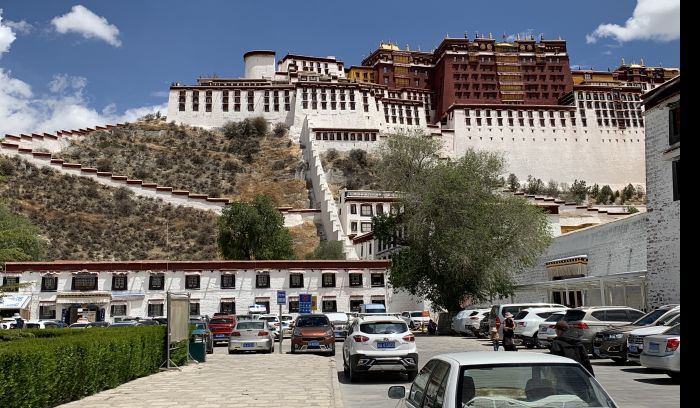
top-left (56, 292), bottom-right (111, 324)
top-left (0, 294), bottom-right (32, 319)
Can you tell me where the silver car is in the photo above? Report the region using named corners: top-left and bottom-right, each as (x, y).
top-left (228, 320), bottom-right (275, 354)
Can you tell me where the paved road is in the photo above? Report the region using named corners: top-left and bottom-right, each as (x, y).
top-left (61, 341), bottom-right (342, 408)
top-left (334, 334), bottom-right (681, 408)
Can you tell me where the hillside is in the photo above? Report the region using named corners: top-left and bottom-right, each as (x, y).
top-left (57, 120), bottom-right (309, 208)
top-left (321, 148), bottom-right (381, 199)
top-left (0, 158), bottom-right (318, 260)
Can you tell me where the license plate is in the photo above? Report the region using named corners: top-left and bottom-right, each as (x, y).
top-left (377, 341), bottom-right (396, 349)
top-left (649, 342), bottom-right (659, 353)
top-left (215, 334), bottom-right (225, 337)
top-left (308, 340), bottom-right (320, 347)
top-left (243, 342), bottom-right (255, 348)
top-left (628, 345), bottom-right (638, 353)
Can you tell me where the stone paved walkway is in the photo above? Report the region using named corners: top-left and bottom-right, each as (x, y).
top-left (61, 343), bottom-right (343, 408)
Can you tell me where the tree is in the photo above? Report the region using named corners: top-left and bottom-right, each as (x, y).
top-left (545, 179), bottom-right (560, 198)
top-left (588, 183), bottom-right (600, 199)
top-left (376, 130), bottom-right (441, 192)
top-left (374, 136), bottom-right (552, 312)
top-left (621, 184), bottom-right (635, 203)
top-left (506, 173), bottom-right (520, 191)
top-left (305, 241), bottom-right (345, 260)
top-left (217, 195), bottom-right (294, 260)
top-left (596, 185), bottom-right (614, 204)
top-left (524, 175), bottom-right (545, 195)
top-left (0, 204), bottom-right (46, 264)
top-left (568, 179), bottom-right (588, 204)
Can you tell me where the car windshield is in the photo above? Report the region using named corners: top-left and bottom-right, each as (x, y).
top-left (514, 311), bottom-right (529, 320)
top-left (296, 316), bottom-right (330, 327)
top-left (665, 314), bottom-right (680, 326)
top-left (191, 323), bottom-right (207, 330)
top-left (543, 313), bottom-right (565, 322)
top-left (632, 308), bottom-right (669, 326)
top-left (237, 321), bottom-right (265, 330)
top-left (411, 312), bottom-right (425, 317)
top-left (663, 324), bottom-right (680, 335)
top-left (280, 315), bottom-right (294, 321)
top-left (360, 322), bottom-right (407, 334)
top-left (457, 363), bottom-right (615, 407)
top-left (259, 316), bottom-right (278, 322)
top-left (209, 319), bottom-right (232, 324)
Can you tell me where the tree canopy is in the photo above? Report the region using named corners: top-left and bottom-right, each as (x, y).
top-left (304, 240), bottom-right (345, 260)
top-left (0, 204), bottom-right (46, 264)
top-left (217, 195), bottom-right (294, 260)
top-left (373, 132), bottom-right (552, 312)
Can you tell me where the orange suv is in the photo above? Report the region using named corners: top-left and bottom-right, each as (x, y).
top-left (290, 314), bottom-right (335, 356)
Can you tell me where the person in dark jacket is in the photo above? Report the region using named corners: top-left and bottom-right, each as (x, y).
top-left (550, 320), bottom-right (594, 376)
top-left (502, 312), bottom-right (517, 351)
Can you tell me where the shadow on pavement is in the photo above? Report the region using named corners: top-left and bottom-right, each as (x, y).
top-left (635, 377), bottom-right (680, 386)
top-left (336, 371), bottom-right (412, 386)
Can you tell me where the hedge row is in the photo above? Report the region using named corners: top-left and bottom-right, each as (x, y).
top-left (0, 328), bottom-right (89, 342)
top-left (0, 326), bottom-right (173, 408)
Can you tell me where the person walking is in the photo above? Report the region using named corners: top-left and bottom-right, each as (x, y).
top-left (550, 320), bottom-right (594, 376)
top-left (489, 327), bottom-right (500, 351)
top-left (502, 312), bottom-right (517, 351)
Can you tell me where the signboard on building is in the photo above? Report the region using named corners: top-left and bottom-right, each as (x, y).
top-left (299, 294), bottom-right (312, 314)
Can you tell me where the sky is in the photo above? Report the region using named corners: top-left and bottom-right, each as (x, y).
top-left (0, 0), bottom-right (681, 135)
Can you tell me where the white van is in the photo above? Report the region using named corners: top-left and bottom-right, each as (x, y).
top-left (489, 303), bottom-right (566, 337)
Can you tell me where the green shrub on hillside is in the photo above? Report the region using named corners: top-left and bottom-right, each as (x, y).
top-left (0, 326), bottom-right (175, 408)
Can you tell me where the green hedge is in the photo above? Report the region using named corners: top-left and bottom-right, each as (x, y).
top-left (0, 326), bottom-right (174, 408)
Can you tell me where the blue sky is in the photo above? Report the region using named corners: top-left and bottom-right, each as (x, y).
top-left (0, 0), bottom-right (680, 135)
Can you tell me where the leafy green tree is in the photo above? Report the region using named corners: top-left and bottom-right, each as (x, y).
top-left (305, 241), bottom-right (345, 260)
top-left (0, 204), bottom-right (46, 264)
top-left (588, 183), bottom-right (600, 198)
top-left (596, 185), bottom-right (614, 204)
top-left (545, 180), bottom-right (560, 198)
top-left (507, 173), bottom-right (520, 191)
top-left (524, 175), bottom-right (545, 195)
top-left (621, 184), bottom-right (636, 203)
top-left (217, 195), bottom-right (294, 260)
top-left (374, 136), bottom-right (552, 312)
top-left (569, 179), bottom-right (588, 204)
top-left (375, 130), bottom-right (441, 192)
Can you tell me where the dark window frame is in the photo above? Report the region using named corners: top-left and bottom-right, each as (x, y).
top-left (349, 273), bottom-right (363, 287)
top-left (148, 303), bottom-right (164, 317)
top-left (111, 304), bottom-right (127, 317)
top-left (221, 274), bottom-right (236, 289)
top-left (256, 273), bottom-right (271, 289)
top-left (322, 273), bottom-right (336, 288)
top-left (72, 274), bottom-right (98, 291)
top-left (669, 104), bottom-right (680, 145)
top-left (149, 274), bottom-right (165, 290)
top-left (370, 273), bottom-right (385, 287)
top-left (289, 273), bottom-right (304, 288)
top-left (111, 274), bottom-right (128, 291)
top-left (673, 160), bottom-right (680, 201)
top-left (185, 275), bottom-right (200, 290)
top-left (41, 276), bottom-right (58, 292)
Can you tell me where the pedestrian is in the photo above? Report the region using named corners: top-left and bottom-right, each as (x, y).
top-left (489, 327), bottom-right (500, 351)
top-left (427, 319), bottom-right (437, 335)
top-left (12, 313), bottom-right (24, 329)
top-left (550, 320), bottom-right (594, 376)
top-left (502, 312), bottom-right (517, 351)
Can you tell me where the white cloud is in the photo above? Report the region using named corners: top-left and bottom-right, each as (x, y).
top-left (586, 0), bottom-right (680, 43)
top-left (506, 29), bottom-right (535, 42)
top-left (0, 68), bottom-right (166, 136)
top-left (150, 91), bottom-right (170, 98)
top-left (5, 19), bottom-right (32, 35)
top-left (51, 5), bottom-right (121, 47)
top-left (0, 9), bottom-right (17, 58)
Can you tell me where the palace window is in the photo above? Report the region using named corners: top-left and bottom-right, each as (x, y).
top-left (148, 303), bottom-right (164, 317)
top-left (111, 304), bottom-right (127, 317)
top-left (149, 274), bottom-right (164, 290)
top-left (185, 275), bottom-right (200, 290)
top-left (220, 300), bottom-right (236, 314)
top-left (371, 273), bottom-right (385, 287)
top-left (189, 302), bottom-right (200, 316)
top-left (221, 274), bottom-right (236, 289)
top-left (256, 273), bottom-right (270, 288)
top-left (72, 274), bottom-right (97, 291)
top-left (41, 276), bottom-right (58, 292)
top-left (2, 276), bottom-right (19, 292)
top-left (112, 275), bottom-right (128, 291)
top-left (322, 273), bottom-right (336, 288)
top-left (290, 273), bottom-right (304, 288)
top-left (349, 273), bottom-right (363, 287)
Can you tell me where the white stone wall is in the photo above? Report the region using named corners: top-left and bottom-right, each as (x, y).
top-left (244, 53), bottom-right (276, 79)
top-left (513, 213), bottom-right (648, 307)
top-left (299, 119), bottom-right (359, 259)
top-left (9, 267), bottom-right (413, 321)
top-left (644, 93), bottom-right (680, 308)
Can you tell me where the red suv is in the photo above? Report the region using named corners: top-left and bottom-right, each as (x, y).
top-left (208, 315), bottom-right (237, 345)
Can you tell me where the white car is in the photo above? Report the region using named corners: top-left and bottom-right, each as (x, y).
top-left (342, 315), bottom-right (418, 383)
top-left (640, 324), bottom-right (680, 379)
top-left (387, 352), bottom-right (618, 408)
top-left (513, 307), bottom-right (568, 349)
top-left (325, 312), bottom-right (351, 341)
top-left (627, 313), bottom-right (680, 363)
top-left (400, 311), bottom-right (431, 331)
top-left (536, 311), bottom-right (567, 349)
top-left (23, 320), bottom-right (65, 329)
top-left (257, 314), bottom-right (281, 339)
top-left (452, 309), bottom-right (489, 336)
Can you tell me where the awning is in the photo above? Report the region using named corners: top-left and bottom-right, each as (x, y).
top-left (55, 292), bottom-right (111, 304)
top-left (321, 270), bottom-right (338, 274)
top-left (148, 299), bottom-right (165, 304)
top-left (370, 295), bottom-right (385, 300)
top-left (221, 270), bottom-right (237, 275)
top-left (520, 270), bottom-right (647, 290)
top-left (110, 291), bottom-right (145, 301)
top-left (322, 296), bottom-right (336, 299)
top-left (0, 294), bottom-right (31, 309)
top-left (545, 255), bottom-right (588, 278)
top-left (349, 295), bottom-right (364, 299)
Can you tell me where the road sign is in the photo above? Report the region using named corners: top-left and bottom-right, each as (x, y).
top-left (277, 290), bottom-right (286, 305)
top-left (299, 294), bottom-right (312, 314)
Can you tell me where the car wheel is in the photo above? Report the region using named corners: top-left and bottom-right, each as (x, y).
top-left (290, 346), bottom-right (296, 354)
top-left (327, 344), bottom-right (336, 357)
top-left (348, 367), bottom-right (361, 383)
top-left (228, 350), bottom-right (235, 355)
top-left (525, 334), bottom-right (536, 349)
top-left (406, 370), bottom-right (418, 381)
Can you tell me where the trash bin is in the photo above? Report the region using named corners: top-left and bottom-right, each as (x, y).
top-left (189, 329), bottom-right (207, 363)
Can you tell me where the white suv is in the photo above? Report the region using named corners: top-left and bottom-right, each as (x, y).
top-left (342, 315), bottom-right (418, 383)
top-left (513, 307), bottom-right (568, 349)
top-left (400, 311), bottom-right (430, 331)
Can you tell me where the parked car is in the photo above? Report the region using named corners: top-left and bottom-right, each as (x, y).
top-left (279, 313), bottom-right (296, 337)
top-left (68, 322), bottom-right (90, 329)
top-left (109, 321), bottom-right (141, 328)
top-left (387, 352), bottom-right (618, 408)
top-left (400, 311), bottom-right (431, 331)
top-left (537, 311), bottom-right (567, 349)
top-left (190, 320), bottom-right (214, 354)
top-left (640, 324), bottom-right (680, 379)
top-left (325, 312), bottom-right (351, 341)
top-left (476, 312), bottom-right (491, 338)
top-left (228, 320), bottom-right (275, 354)
top-left (489, 303), bottom-right (566, 338)
top-left (290, 314), bottom-right (335, 356)
top-left (561, 306), bottom-right (645, 354)
top-left (343, 315), bottom-right (418, 382)
top-left (209, 316), bottom-right (237, 345)
top-left (86, 321), bottom-right (111, 328)
top-left (594, 304), bottom-right (679, 363)
top-left (23, 320), bottom-right (66, 329)
top-left (360, 303), bottom-right (387, 314)
top-left (627, 313), bottom-right (680, 363)
top-left (257, 314), bottom-right (281, 339)
top-left (513, 307), bottom-right (568, 349)
top-left (453, 309), bottom-right (489, 336)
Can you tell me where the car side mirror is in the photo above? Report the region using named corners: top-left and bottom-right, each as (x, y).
top-left (388, 386), bottom-right (406, 399)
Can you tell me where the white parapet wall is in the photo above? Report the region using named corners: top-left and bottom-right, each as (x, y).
top-left (299, 117), bottom-right (359, 259)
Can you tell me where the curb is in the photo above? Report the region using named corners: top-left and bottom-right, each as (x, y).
top-left (329, 357), bottom-right (345, 408)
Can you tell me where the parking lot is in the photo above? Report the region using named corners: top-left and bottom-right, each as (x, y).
top-left (334, 334), bottom-right (680, 408)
